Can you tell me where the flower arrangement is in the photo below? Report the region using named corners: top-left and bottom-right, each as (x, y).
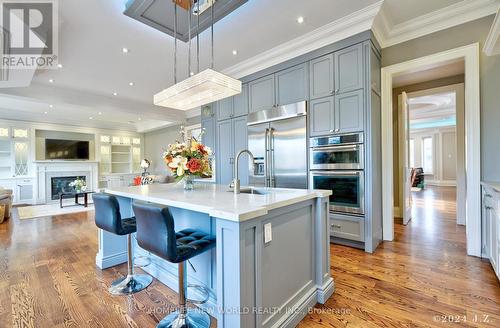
top-left (69, 179), bottom-right (87, 192)
top-left (163, 127), bottom-right (212, 190)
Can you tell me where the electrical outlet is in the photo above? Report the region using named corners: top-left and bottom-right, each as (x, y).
top-left (264, 223), bottom-right (272, 244)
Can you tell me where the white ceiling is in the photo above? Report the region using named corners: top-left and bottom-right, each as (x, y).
top-left (409, 92), bottom-right (456, 125)
top-left (383, 0), bottom-right (463, 25)
top-left (0, 0), bottom-right (493, 132)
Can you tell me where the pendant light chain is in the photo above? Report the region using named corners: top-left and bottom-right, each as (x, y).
top-left (196, 0), bottom-right (200, 73)
top-left (188, 0), bottom-right (192, 77)
top-left (173, 3), bottom-right (178, 84)
top-left (211, 0), bottom-right (214, 69)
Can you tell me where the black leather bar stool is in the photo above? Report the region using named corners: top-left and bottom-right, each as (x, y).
top-left (132, 202), bottom-right (215, 328)
top-left (93, 193), bottom-right (153, 295)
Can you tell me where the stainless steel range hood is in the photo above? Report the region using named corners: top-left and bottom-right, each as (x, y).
top-left (123, 0), bottom-right (248, 42)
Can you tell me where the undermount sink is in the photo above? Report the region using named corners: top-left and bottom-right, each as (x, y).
top-left (228, 188), bottom-right (270, 195)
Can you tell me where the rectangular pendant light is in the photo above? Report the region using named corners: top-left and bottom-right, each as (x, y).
top-left (154, 68), bottom-right (242, 111)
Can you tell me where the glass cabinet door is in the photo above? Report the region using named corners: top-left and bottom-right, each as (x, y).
top-left (14, 141), bottom-right (29, 176)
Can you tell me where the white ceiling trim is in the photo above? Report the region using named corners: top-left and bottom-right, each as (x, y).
top-left (374, 0), bottom-right (499, 48)
top-left (223, 1), bottom-right (383, 79)
top-left (484, 8), bottom-right (500, 55)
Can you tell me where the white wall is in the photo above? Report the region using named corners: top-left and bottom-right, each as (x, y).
top-left (144, 117), bottom-right (201, 175)
top-left (410, 126), bottom-right (457, 186)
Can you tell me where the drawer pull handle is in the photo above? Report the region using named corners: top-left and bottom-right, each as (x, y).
top-left (485, 194), bottom-right (492, 198)
top-left (485, 206), bottom-right (493, 210)
top-left (331, 224), bottom-right (342, 229)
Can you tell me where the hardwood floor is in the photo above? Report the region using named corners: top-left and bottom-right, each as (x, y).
top-left (1, 188), bottom-right (499, 327)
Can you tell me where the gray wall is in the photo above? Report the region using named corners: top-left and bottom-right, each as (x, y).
top-left (144, 116), bottom-right (201, 175)
top-left (382, 15), bottom-right (500, 183)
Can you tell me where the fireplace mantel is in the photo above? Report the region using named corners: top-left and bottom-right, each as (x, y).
top-left (35, 161), bottom-right (99, 204)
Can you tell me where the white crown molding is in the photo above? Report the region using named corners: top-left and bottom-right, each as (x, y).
top-left (484, 8), bottom-right (500, 55)
top-left (223, 1), bottom-right (383, 79)
top-left (376, 0), bottom-right (499, 48)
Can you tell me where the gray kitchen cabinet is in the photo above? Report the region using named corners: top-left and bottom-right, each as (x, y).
top-left (482, 184), bottom-right (500, 281)
top-left (309, 97), bottom-right (335, 137)
top-left (309, 54), bottom-right (334, 99)
top-left (216, 116), bottom-right (249, 186)
top-left (330, 214), bottom-right (365, 243)
top-left (335, 89), bottom-right (364, 134)
top-left (201, 103), bottom-right (215, 120)
top-left (217, 119), bottom-right (234, 185)
top-left (249, 74), bottom-right (275, 113)
top-left (201, 116), bottom-right (215, 151)
top-left (233, 83), bottom-right (249, 117)
top-left (233, 116), bottom-right (248, 186)
top-left (335, 43), bottom-right (363, 94)
top-left (275, 63), bottom-right (308, 106)
top-left (217, 97), bottom-right (233, 121)
top-left (217, 84), bottom-right (248, 121)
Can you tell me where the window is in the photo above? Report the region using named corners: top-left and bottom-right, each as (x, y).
top-left (422, 137), bottom-right (433, 174)
top-left (409, 139), bottom-right (415, 168)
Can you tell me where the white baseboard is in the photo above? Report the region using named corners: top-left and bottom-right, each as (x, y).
top-left (393, 206), bottom-right (401, 218)
top-left (427, 180), bottom-right (457, 187)
top-left (95, 251), bottom-right (127, 270)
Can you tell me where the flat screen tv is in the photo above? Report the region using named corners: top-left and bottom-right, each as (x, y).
top-left (45, 139), bottom-right (90, 160)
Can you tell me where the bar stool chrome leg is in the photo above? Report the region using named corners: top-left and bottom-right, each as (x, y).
top-left (157, 261), bottom-right (210, 328)
top-left (109, 234), bottom-right (153, 295)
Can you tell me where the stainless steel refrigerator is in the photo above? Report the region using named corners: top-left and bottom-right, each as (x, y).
top-left (247, 101), bottom-right (307, 189)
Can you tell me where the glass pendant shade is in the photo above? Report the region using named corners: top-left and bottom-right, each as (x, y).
top-left (154, 68), bottom-right (242, 111)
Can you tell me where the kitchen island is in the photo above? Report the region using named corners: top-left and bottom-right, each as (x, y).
top-left (97, 183), bottom-right (334, 328)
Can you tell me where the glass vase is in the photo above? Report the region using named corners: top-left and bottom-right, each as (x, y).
top-left (183, 175), bottom-right (195, 191)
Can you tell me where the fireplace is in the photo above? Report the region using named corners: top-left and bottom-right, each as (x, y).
top-left (50, 176), bottom-right (86, 200)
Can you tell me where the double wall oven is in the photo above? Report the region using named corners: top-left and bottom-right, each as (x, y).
top-left (309, 133), bottom-right (365, 216)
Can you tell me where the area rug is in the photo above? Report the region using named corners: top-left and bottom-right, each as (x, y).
top-left (17, 201), bottom-right (94, 220)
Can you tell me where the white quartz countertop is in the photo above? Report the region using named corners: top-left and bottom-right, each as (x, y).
top-left (482, 181), bottom-right (500, 193)
top-left (104, 183), bottom-right (331, 222)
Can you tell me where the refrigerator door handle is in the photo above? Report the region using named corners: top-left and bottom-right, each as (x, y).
top-left (269, 127), bottom-right (275, 187)
top-left (264, 128), bottom-right (270, 187)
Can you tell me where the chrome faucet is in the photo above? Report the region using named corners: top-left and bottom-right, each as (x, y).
top-left (232, 149), bottom-right (254, 194)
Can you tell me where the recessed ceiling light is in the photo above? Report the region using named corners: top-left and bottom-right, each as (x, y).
top-left (122, 47), bottom-right (129, 54)
top-left (89, 116), bottom-right (93, 120)
top-left (43, 111), bottom-right (48, 114)
top-left (297, 16), bottom-right (304, 24)
top-left (98, 111), bottom-right (102, 115)
top-left (112, 92), bottom-right (118, 96)
top-left (138, 117), bottom-right (142, 121)
top-left (190, 72), bottom-right (194, 76)
top-left (57, 63), bottom-right (63, 68)
top-left (49, 104), bottom-right (53, 108)
top-left (49, 79), bottom-right (54, 83)
top-left (232, 50), bottom-right (238, 55)
top-left (129, 82), bottom-right (134, 86)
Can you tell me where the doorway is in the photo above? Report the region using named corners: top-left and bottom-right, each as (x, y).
top-left (381, 43), bottom-right (481, 257)
top-left (399, 84), bottom-right (465, 230)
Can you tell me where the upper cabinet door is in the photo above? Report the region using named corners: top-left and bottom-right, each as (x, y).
top-left (217, 97), bottom-right (234, 121)
top-left (309, 96), bottom-right (335, 137)
top-left (309, 54), bottom-right (334, 100)
top-left (216, 119), bottom-right (234, 185)
top-left (335, 43), bottom-right (363, 94)
top-left (233, 83), bottom-right (249, 117)
top-left (201, 104), bottom-right (215, 121)
top-left (275, 63), bottom-right (308, 106)
top-left (335, 89), bottom-right (364, 134)
top-left (233, 116), bottom-right (249, 186)
top-left (249, 74), bottom-right (275, 113)
top-left (201, 116), bottom-right (216, 151)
